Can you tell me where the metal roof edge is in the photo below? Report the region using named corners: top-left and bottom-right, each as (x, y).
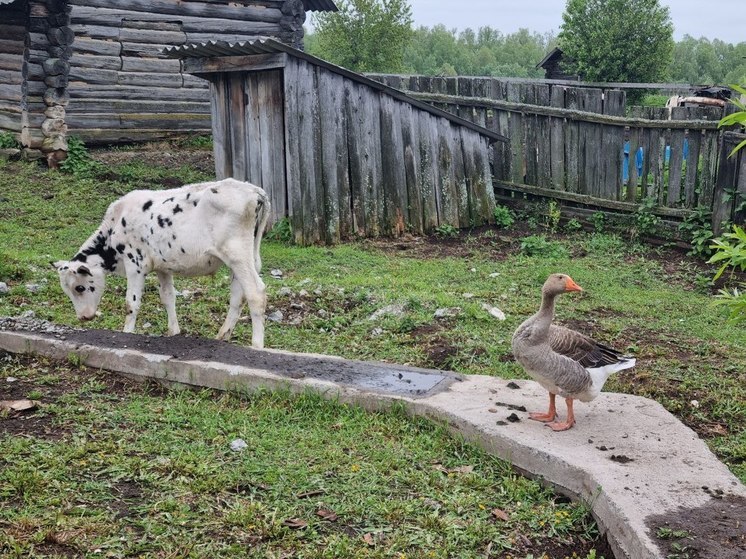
top-left (165, 38), bottom-right (507, 144)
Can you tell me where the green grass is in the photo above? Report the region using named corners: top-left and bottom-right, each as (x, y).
top-left (0, 354), bottom-right (602, 558)
top-left (0, 148), bottom-right (744, 554)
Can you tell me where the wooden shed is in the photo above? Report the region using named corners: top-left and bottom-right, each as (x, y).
top-left (167, 38), bottom-right (507, 244)
top-left (0, 0), bottom-right (336, 164)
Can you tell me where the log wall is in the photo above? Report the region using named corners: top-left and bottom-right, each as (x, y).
top-left (0, 0), bottom-right (309, 149)
top-left (0, 0), bottom-right (28, 140)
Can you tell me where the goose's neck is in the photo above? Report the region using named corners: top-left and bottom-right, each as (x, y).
top-left (532, 291), bottom-right (557, 336)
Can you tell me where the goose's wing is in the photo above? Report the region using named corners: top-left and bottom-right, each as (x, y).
top-left (549, 324), bottom-right (628, 368)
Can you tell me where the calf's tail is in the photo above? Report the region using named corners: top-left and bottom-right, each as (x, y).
top-left (253, 190), bottom-right (270, 274)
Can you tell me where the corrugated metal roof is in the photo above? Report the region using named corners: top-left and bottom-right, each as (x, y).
top-left (303, 0), bottom-right (338, 11)
top-left (166, 38), bottom-right (506, 143)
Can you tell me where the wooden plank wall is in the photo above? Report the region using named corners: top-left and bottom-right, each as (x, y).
top-left (0, 1), bottom-right (28, 139)
top-left (210, 69), bottom-right (287, 226)
top-left (370, 74), bottom-right (743, 230)
top-left (212, 58), bottom-right (496, 245)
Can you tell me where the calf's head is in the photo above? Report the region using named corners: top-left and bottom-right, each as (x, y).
top-left (54, 261), bottom-right (106, 321)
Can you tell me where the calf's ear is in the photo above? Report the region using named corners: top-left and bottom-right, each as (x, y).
top-left (77, 265), bottom-right (92, 276)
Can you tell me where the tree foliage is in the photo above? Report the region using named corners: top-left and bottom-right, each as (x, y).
top-left (669, 36), bottom-right (746, 85)
top-left (308, 0), bottom-right (413, 73)
top-left (403, 26), bottom-right (554, 78)
top-left (559, 0), bottom-right (674, 83)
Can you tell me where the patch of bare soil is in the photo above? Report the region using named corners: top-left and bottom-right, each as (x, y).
top-left (92, 141), bottom-right (215, 180)
top-left (646, 494), bottom-right (746, 559)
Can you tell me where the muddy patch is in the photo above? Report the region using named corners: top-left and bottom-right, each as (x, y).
top-left (646, 494), bottom-right (746, 559)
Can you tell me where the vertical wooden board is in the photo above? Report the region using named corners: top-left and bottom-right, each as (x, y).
top-left (418, 112), bottom-right (440, 230)
top-left (549, 86), bottom-right (565, 190)
top-left (711, 133), bottom-right (739, 232)
top-left (474, 136), bottom-right (496, 224)
top-left (683, 129), bottom-right (702, 208)
top-left (656, 128), bottom-right (671, 205)
top-left (436, 117), bottom-right (460, 228)
top-left (522, 84), bottom-right (538, 186)
top-left (601, 93), bottom-right (624, 201)
top-left (401, 103), bottom-right (423, 234)
top-left (257, 70), bottom-right (287, 227)
top-left (648, 128), bottom-right (663, 200)
top-left (536, 84), bottom-right (552, 188)
top-left (666, 117), bottom-right (686, 207)
top-left (379, 94), bottom-right (407, 236)
top-left (227, 76), bottom-right (247, 182)
top-left (283, 58), bottom-right (303, 244)
top-left (698, 130), bottom-right (719, 209)
top-left (209, 76), bottom-right (232, 180)
top-left (459, 128), bottom-right (487, 225)
top-left (580, 89), bottom-right (603, 197)
top-left (735, 148), bottom-right (746, 225)
top-left (626, 127), bottom-right (641, 202)
top-left (318, 70), bottom-right (349, 243)
top-left (506, 82), bottom-right (524, 183)
top-left (564, 87), bottom-right (580, 193)
top-left (366, 91), bottom-right (384, 236)
top-left (344, 80), bottom-right (367, 236)
top-left (296, 62), bottom-right (323, 245)
top-left (243, 73), bottom-right (262, 186)
top-left (604, 90), bottom-right (626, 116)
top-left (450, 124), bottom-right (469, 228)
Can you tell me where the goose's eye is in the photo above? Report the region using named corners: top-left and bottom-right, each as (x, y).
top-left (75, 285), bottom-right (86, 293)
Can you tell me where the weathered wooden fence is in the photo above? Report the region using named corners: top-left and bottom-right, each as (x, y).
top-left (370, 75), bottom-right (745, 232)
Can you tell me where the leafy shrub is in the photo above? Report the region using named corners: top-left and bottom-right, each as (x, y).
top-left (493, 205), bottom-right (515, 228)
top-left (678, 207), bottom-right (714, 258)
top-left (435, 224), bottom-right (458, 238)
top-left (709, 224), bottom-right (746, 323)
top-left (719, 85), bottom-right (746, 157)
top-left (0, 131), bottom-right (20, 149)
top-left (590, 211), bottom-right (606, 233)
top-left (583, 233), bottom-right (627, 256)
top-left (564, 218), bottom-right (583, 232)
top-left (520, 235), bottom-right (568, 258)
top-left (547, 200), bottom-right (561, 232)
top-left (265, 217), bottom-right (293, 244)
top-left (59, 136), bottom-right (102, 177)
top-left (632, 197), bottom-right (661, 238)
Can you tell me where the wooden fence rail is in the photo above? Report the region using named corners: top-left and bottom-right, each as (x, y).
top-left (369, 75), bottom-right (745, 232)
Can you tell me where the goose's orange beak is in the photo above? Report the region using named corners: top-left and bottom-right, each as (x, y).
top-left (564, 277), bottom-right (583, 292)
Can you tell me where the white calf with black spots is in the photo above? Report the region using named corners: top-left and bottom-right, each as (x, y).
top-left (55, 178), bottom-right (270, 349)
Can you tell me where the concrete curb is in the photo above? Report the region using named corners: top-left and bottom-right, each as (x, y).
top-left (1, 329), bottom-right (744, 559)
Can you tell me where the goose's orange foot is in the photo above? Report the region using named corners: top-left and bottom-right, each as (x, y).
top-left (529, 411), bottom-right (557, 422)
top-left (546, 420), bottom-right (575, 431)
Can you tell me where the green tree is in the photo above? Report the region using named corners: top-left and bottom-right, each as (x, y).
top-left (559, 0), bottom-right (674, 83)
top-left (307, 0), bottom-right (413, 73)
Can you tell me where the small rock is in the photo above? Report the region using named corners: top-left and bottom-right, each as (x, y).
top-left (434, 307), bottom-right (461, 319)
top-left (230, 439), bottom-right (248, 452)
top-left (462, 293), bottom-right (475, 299)
top-left (6, 377), bottom-right (18, 383)
top-left (506, 413), bottom-right (520, 423)
top-left (368, 303), bottom-right (405, 321)
top-left (270, 269), bottom-right (283, 278)
top-left (313, 289), bottom-right (323, 296)
top-left (290, 302), bottom-right (304, 310)
top-left (278, 287), bottom-right (293, 297)
top-left (690, 399), bottom-right (700, 408)
top-left (267, 310), bottom-right (284, 323)
top-left (142, 322), bottom-right (152, 329)
top-left (506, 382), bottom-right (520, 389)
top-left (0, 148), bottom-right (21, 161)
top-left (25, 283), bottom-right (41, 294)
top-left (21, 310), bottom-right (35, 319)
top-left (371, 327), bottom-right (383, 337)
top-left (0, 282), bottom-right (9, 294)
top-left (481, 303), bottom-right (506, 321)
top-left (299, 289), bottom-right (309, 298)
top-left (489, 272), bottom-right (500, 278)
top-left (470, 268), bottom-right (477, 273)
top-left (317, 309), bottom-right (328, 317)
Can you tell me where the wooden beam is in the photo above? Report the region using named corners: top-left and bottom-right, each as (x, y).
top-left (183, 53), bottom-right (287, 76)
top-left (494, 180), bottom-right (695, 219)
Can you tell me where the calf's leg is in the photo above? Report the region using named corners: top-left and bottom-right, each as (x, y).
top-left (216, 273), bottom-right (244, 341)
top-left (123, 271), bottom-right (146, 333)
top-left (156, 271), bottom-right (180, 336)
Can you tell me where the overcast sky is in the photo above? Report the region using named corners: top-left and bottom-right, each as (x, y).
top-left (406, 0), bottom-right (744, 44)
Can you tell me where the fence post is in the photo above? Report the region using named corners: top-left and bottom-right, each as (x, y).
top-left (712, 132), bottom-right (741, 233)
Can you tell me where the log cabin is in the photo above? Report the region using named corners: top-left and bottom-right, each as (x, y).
top-left (0, 0), bottom-right (336, 165)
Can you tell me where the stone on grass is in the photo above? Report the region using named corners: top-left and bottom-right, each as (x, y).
top-left (482, 303), bottom-right (506, 321)
top-left (278, 287), bottom-right (293, 297)
top-left (230, 439), bottom-right (248, 452)
top-left (299, 289), bottom-right (309, 298)
top-left (267, 310), bottom-right (284, 323)
top-left (25, 283), bottom-right (41, 294)
top-left (434, 307), bottom-right (461, 319)
top-left (270, 269), bottom-right (283, 278)
top-left (0, 282), bottom-right (8, 295)
top-left (368, 303), bottom-right (405, 321)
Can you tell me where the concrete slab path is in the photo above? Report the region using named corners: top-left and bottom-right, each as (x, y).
top-left (1, 320), bottom-right (744, 559)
